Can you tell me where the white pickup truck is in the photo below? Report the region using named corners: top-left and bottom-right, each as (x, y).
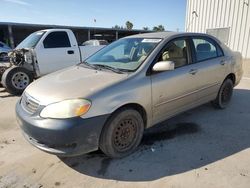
top-left (1, 29), bottom-right (105, 95)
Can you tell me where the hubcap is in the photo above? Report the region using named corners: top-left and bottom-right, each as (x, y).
top-left (112, 117), bottom-right (138, 152)
top-left (221, 84), bottom-right (232, 105)
top-left (11, 72), bottom-right (30, 90)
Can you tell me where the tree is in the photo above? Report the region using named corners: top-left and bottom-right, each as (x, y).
top-left (112, 25), bottom-right (124, 29)
top-left (125, 21), bottom-right (133, 30)
top-left (143, 27), bottom-right (149, 31)
top-left (153, 25), bottom-right (165, 32)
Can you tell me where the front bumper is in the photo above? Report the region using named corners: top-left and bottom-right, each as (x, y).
top-left (16, 100), bottom-right (109, 156)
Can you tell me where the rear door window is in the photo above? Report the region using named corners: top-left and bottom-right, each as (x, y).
top-left (43, 31), bottom-right (71, 48)
top-left (192, 37), bottom-right (223, 62)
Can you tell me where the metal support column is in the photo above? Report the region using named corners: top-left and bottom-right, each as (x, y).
top-left (8, 25), bottom-right (15, 48)
top-left (88, 29), bottom-right (91, 40)
top-left (115, 30), bottom-right (118, 40)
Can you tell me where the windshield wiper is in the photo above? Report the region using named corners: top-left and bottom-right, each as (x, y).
top-left (79, 62), bottom-right (98, 70)
top-left (93, 64), bottom-right (125, 74)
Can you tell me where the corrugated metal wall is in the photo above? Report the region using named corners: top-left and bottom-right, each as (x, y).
top-left (185, 0), bottom-right (250, 59)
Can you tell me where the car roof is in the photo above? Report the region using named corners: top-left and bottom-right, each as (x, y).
top-left (125, 31), bottom-right (220, 42)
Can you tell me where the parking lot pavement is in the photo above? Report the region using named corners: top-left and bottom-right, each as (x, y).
top-left (0, 77), bottom-right (250, 188)
top-left (243, 59), bottom-right (250, 78)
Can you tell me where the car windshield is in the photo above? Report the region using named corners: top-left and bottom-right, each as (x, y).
top-left (16, 31), bottom-right (45, 49)
top-left (84, 38), bottom-right (162, 72)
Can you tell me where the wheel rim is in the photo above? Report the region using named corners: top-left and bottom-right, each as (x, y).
top-left (221, 83), bottom-right (232, 105)
top-left (112, 116), bottom-right (138, 152)
top-left (11, 72), bottom-right (30, 89)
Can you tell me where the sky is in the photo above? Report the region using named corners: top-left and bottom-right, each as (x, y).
top-left (0, 0), bottom-right (187, 31)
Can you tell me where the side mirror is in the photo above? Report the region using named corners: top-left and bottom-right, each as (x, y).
top-left (152, 61), bottom-right (175, 72)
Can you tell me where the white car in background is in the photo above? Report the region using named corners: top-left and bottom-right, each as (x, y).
top-left (82, 39), bottom-right (108, 46)
top-left (0, 41), bottom-right (12, 60)
top-left (1, 29), bottom-right (106, 95)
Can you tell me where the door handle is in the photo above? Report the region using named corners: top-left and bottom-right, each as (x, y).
top-left (67, 50), bottom-right (74, 54)
top-left (220, 60), bottom-right (226, 65)
top-left (189, 69), bottom-right (198, 75)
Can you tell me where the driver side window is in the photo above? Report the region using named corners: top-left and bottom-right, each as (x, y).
top-left (158, 38), bottom-right (188, 68)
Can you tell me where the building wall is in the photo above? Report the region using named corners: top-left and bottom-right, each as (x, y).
top-left (185, 0), bottom-right (250, 59)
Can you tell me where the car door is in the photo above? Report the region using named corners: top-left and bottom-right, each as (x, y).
top-left (36, 31), bottom-right (80, 75)
top-left (189, 36), bottom-right (227, 102)
top-left (151, 38), bottom-right (201, 124)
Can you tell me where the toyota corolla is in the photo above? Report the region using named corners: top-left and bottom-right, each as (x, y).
top-left (16, 32), bottom-right (243, 158)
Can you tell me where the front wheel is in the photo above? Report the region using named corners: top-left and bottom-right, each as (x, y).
top-left (1, 67), bottom-right (33, 95)
top-left (212, 79), bottom-right (233, 109)
top-left (99, 108), bottom-right (144, 158)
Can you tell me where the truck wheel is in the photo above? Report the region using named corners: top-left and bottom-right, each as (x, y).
top-left (1, 67), bottom-right (33, 95)
top-left (212, 79), bottom-right (233, 109)
top-left (99, 108), bottom-right (144, 158)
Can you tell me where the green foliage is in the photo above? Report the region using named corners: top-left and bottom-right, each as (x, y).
top-left (153, 25), bottom-right (165, 32)
top-left (143, 27), bottom-right (149, 31)
top-left (125, 21), bottom-right (133, 30)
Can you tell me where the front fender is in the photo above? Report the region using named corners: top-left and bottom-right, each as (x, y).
top-left (82, 75), bottom-right (153, 128)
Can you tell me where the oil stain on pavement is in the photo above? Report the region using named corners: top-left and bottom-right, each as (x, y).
top-left (62, 122), bottom-right (200, 178)
top-left (97, 158), bottom-right (112, 176)
top-left (142, 122), bottom-right (200, 146)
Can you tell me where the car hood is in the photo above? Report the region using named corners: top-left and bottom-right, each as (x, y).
top-left (25, 65), bottom-right (128, 105)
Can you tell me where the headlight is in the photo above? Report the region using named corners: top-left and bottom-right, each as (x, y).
top-left (40, 99), bottom-right (91, 119)
top-left (24, 51), bottom-right (32, 64)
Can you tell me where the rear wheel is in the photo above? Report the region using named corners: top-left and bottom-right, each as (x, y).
top-left (212, 79), bottom-right (233, 109)
top-left (100, 108), bottom-right (144, 158)
top-left (1, 67), bottom-right (33, 95)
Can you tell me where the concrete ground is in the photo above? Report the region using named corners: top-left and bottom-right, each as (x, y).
top-left (0, 61), bottom-right (250, 188)
top-left (243, 59), bottom-right (250, 77)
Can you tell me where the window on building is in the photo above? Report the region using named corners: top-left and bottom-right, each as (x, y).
top-left (206, 27), bottom-right (230, 45)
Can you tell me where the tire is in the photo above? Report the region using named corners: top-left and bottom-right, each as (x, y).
top-left (99, 108), bottom-right (144, 158)
top-left (1, 66), bottom-right (33, 95)
top-left (212, 79), bottom-right (234, 109)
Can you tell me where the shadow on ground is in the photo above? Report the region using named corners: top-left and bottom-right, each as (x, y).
top-left (0, 88), bottom-right (15, 98)
top-left (61, 88), bottom-right (250, 181)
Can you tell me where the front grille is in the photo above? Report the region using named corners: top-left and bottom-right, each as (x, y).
top-left (21, 93), bottom-right (40, 114)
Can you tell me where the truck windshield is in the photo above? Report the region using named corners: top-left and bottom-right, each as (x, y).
top-left (16, 31), bottom-right (45, 49)
top-left (85, 38), bottom-right (162, 72)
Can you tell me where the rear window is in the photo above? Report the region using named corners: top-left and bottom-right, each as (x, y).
top-left (192, 37), bottom-right (223, 62)
top-left (43, 31), bottom-right (71, 48)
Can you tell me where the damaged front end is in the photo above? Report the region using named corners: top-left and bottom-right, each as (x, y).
top-left (8, 48), bottom-right (40, 78)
